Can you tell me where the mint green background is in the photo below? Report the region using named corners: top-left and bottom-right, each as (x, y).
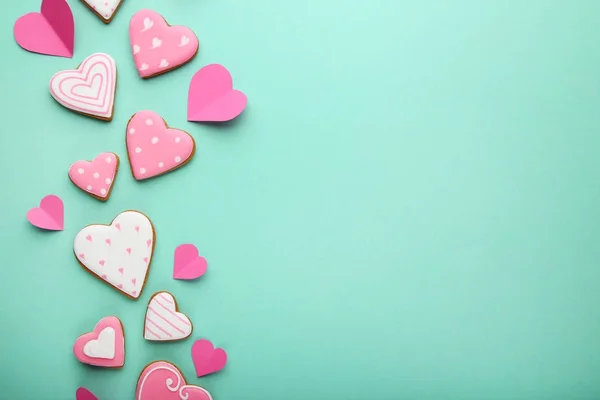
top-left (1, 0), bottom-right (600, 399)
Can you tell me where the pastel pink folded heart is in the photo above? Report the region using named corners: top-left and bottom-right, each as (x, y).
top-left (191, 339), bottom-right (227, 377)
top-left (76, 388), bottom-right (98, 400)
top-left (187, 64), bottom-right (247, 122)
top-left (13, 0), bottom-right (74, 58)
top-left (26, 195), bottom-right (64, 231)
top-left (173, 244), bottom-right (207, 280)
top-left (136, 361), bottom-right (213, 400)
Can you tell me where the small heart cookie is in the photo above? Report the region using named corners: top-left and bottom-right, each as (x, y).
top-left (68, 152), bottom-right (119, 201)
top-left (144, 291), bottom-right (193, 341)
top-left (81, 0), bottom-right (124, 23)
top-left (73, 316), bottom-right (125, 368)
top-left (136, 361), bottom-right (212, 400)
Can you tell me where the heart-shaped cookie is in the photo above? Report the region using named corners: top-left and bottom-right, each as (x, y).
top-left (73, 210), bottom-right (154, 299)
top-left (126, 111), bottom-right (195, 180)
top-left (68, 152), bottom-right (119, 201)
top-left (73, 316), bottom-right (125, 368)
top-left (81, 0), bottom-right (124, 23)
top-left (136, 361), bottom-right (212, 400)
top-left (129, 9), bottom-right (199, 78)
top-left (144, 291), bottom-right (192, 341)
top-left (49, 53), bottom-right (117, 121)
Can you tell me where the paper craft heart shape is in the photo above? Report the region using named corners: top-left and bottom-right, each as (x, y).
top-left (126, 111), bottom-right (195, 180)
top-left (187, 64), bottom-right (247, 122)
top-left (136, 361), bottom-right (212, 400)
top-left (129, 9), bottom-right (199, 78)
top-left (27, 194), bottom-right (64, 231)
top-left (73, 316), bottom-right (125, 368)
top-left (50, 53), bottom-right (117, 121)
top-left (13, 0), bottom-right (74, 58)
top-left (191, 339), bottom-right (228, 377)
top-left (74, 210), bottom-right (154, 299)
top-left (173, 244), bottom-right (207, 280)
top-left (82, 0), bottom-right (124, 23)
top-left (76, 388), bottom-right (98, 400)
top-left (69, 152), bottom-right (119, 201)
top-left (144, 292), bottom-right (193, 341)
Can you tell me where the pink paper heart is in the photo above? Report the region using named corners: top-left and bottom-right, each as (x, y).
top-left (73, 316), bottom-right (125, 368)
top-left (76, 387), bottom-right (98, 400)
top-left (173, 244), bottom-right (207, 280)
top-left (129, 9), bottom-right (199, 79)
top-left (126, 110), bottom-right (195, 180)
top-left (69, 152), bottom-right (119, 200)
top-left (136, 361), bottom-right (212, 400)
top-left (191, 339), bottom-right (227, 377)
top-left (13, 0), bottom-right (74, 58)
top-left (187, 64), bottom-right (247, 122)
top-left (26, 195), bottom-right (64, 231)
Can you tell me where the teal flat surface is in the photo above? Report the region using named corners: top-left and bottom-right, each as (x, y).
top-left (1, 0), bottom-right (600, 399)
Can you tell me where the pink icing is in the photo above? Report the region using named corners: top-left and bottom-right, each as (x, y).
top-left (126, 110), bottom-right (195, 180)
top-left (129, 9), bottom-right (199, 78)
top-left (136, 361), bottom-right (212, 400)
top-left (73, 316), bottom-right (125, 368)
top-left (68, 152), bottom-right (118, 199)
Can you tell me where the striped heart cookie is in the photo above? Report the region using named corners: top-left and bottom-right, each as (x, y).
top-left (144, 291), bottom-right (192, 341)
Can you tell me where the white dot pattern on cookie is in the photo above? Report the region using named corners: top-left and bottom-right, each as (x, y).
top-left (139, 63), bottom-right (149, 71)
top-left (175, 156), bottom-right (181, 163)
top-left (174, 137), bottom-right (181, 144)
top-left (105, 178), bottom-right (112, 185)
top-left (135, 147), bottom-right (142, 154)
top-left (159, 59), bottom-right (169, 68)
top-left (158, 162), bottom-right (164, 168)
top-left (93, 172), bottom-right (100, 179)
top-left (87, 185), bottom-right (93, 191)
top-left (151, 137), bottom-right (159, 144)
top-left (145, 119), bottom-right (153, 126)
top-left (151, 38), bottom-right (162, 49)
top-left (105, 156), bottom-right (112, 163)
top-left (140, 167), bottom-right (146, 175)
top-left (129, 128), bottom-right (135, 135)
top-left (133, 45), bottom-right (140, 54)
top-left (78, 168), bottom-right (85, 174)
top-left (100, 189), bottom-right (107, 195)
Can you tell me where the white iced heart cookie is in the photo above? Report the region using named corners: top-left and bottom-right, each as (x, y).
top-left (83, 327), bottom-right (115, 359)
top-left (82, 0), bottom-right (124, 23)
top-left (74, 210), bottom-right (155, 299)
top-left (144, 291), bottom-right (193, 341)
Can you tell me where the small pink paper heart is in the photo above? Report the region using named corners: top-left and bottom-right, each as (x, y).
top-left (191, 339), bottom-right (227, 377)
top-left (173, 244), bottom-right (207, 280)
top-left (26, 194), bottom-right (64, 231)
top-left (187, 64), bottom-right (247, 122)
top-left (76, 387), bottom-right (98, 400)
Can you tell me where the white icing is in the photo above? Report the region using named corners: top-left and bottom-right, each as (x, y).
top-left (74, 211), bottom-right (154, 298)
top-left (142, 17), bottom-right (154, 32)
top-left (144, 292), bottom-right (192, 341)
top-left (83, 327), bottom-right (116, 359)
top-left (83, 0), bottom-right (123, 20)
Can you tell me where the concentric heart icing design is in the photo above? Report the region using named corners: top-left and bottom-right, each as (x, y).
top-left (82, 0), bottom-right (123, 23)
top-left (49, 53), bottom-right (117, 120)
top-left (73, 316), bottom-right (125, 368)
top-left (144, 292), bottom-right (193, 341)
top-left (129, 9), bottom-right (199, 78)
top-left (74, 210), bottom-right (154, 299)
top-left (126, 110), bottom-right (195, 180)
top-left (68, 152), bottom-right (119, 201)
top-left (136, 361), bottom-right (213, 400)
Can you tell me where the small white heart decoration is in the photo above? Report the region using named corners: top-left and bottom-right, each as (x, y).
top-left (144, 292), bottom-right (193, 341)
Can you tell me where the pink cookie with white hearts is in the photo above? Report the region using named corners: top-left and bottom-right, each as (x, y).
top-left (126, 111), bottom-right (195, 180)
top-left (73, 316), bottom-right (125, 368)
top-left (136, 361), bottom-right (213, 400)
top-left (68, 152), bottom-right (119, 201)
top-left (129, 9), bottom-right (199, 79)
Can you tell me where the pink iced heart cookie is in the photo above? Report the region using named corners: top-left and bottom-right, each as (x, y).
top-left (73, 316), bottom-right (125, 368)
top-left (68, 152), bottom-right (119, 201)
top-left (187, 64), bottom-right (247, 122)
top-left (191, 339), bottom-right (228, 377)
top-left (144, 291), bottom-right (193, 342)
top-left (26, 194), bottom-right (64, 231)
top-left (50, 53), bottom-right (117, 121)
top-left (136, 361), bottom-right (212, 400)
top-left (76, 387), bottom-right (98, 400)
top-left (173, 244), bottom-right (207, 280)
top-left (74, 210), bottom-right (155, 299)
top-left (82, 0), bottom-right (124, 23)
top-left (129, 9), bottom-right (199, 79)
top-left (126, 111), bottom-right (195, 180)
top-left (13, 0), bottom-right (74, 58)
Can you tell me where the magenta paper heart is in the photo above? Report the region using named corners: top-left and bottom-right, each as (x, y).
top-left (187, 64), bottom-right (247, 122)
top-left (76, 387), bottom-right (98, 400)
top-left (136, 361), bottom-right (213, 400)
top-left (73, 316), bottom-right (125, 368)
top-left (69, 152), bottom-right (119, 201)
top-left (126, 110), bottom-right (195, 180)
top-left (129, 9), bottom-right (199, 78)
top-left (191, 339), bottom-right (227, 377)
top-left (13, 0), bottom-right (74, 58)
top-left (173, 244), bottom-right (207, 280)
top-left (26, 195), bottom-right (64, 231)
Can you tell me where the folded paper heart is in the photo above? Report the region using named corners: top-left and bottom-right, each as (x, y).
top-left (73, 316), bottom-right (125, 368)
top-left (13, 0), bottom-right (74, 58)
top-left (76, 387), bottom-right (98, 400)
top-left (191, 339), bottom-right (227, 377)
top-left (26, 195), bottom-right (64, 231)
top-left (136, 361), bottom-right (213, 400)
top-left (187, 64), bottom-right (247, 122)
top-left (173, 244), bottom-right (207, 280)
top-left (68, 152), bottom-right (119, 201)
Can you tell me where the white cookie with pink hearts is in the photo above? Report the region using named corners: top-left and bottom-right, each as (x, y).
top-left (74, 211), bottom-right (154, 299)
top-left (81, 0), bottom-right (124, 23)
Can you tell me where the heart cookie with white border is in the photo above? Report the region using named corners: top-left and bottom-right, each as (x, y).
top-left (144, 291), bottom-right (193, 341)
top-left (73, 316), bottom-right (125, 368)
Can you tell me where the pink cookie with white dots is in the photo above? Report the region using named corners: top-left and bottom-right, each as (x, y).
top-left (68, 152), bottom-right (119, 201)
top-left (126, 111), bottom-right (195, 181)
top-left (81, 0), bottom-right (124, 23)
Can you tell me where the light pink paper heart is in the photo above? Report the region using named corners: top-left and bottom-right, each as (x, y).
top-left (173, 244), bottom-right (207, 280)
top-left (13, 0), bottom-right (74, 58)
top-left (73, 316), bottom-right (125, 368)
top-left (191, 339), bottom-right (227, 377)
top-left (187, 64), bottom-right (247, 122)
top-left (126, 110), bottom-right (195, 180)
top-left (69, 152), bottom-right (119, 201)
top-left (76, 387), bottom-right (98, 400)
top-left (129, 9), bottom-right (199, 79)
top-left (26, 194), bottom-right (64, 231)
top-left (136, 361), bottom-right (213, 400)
